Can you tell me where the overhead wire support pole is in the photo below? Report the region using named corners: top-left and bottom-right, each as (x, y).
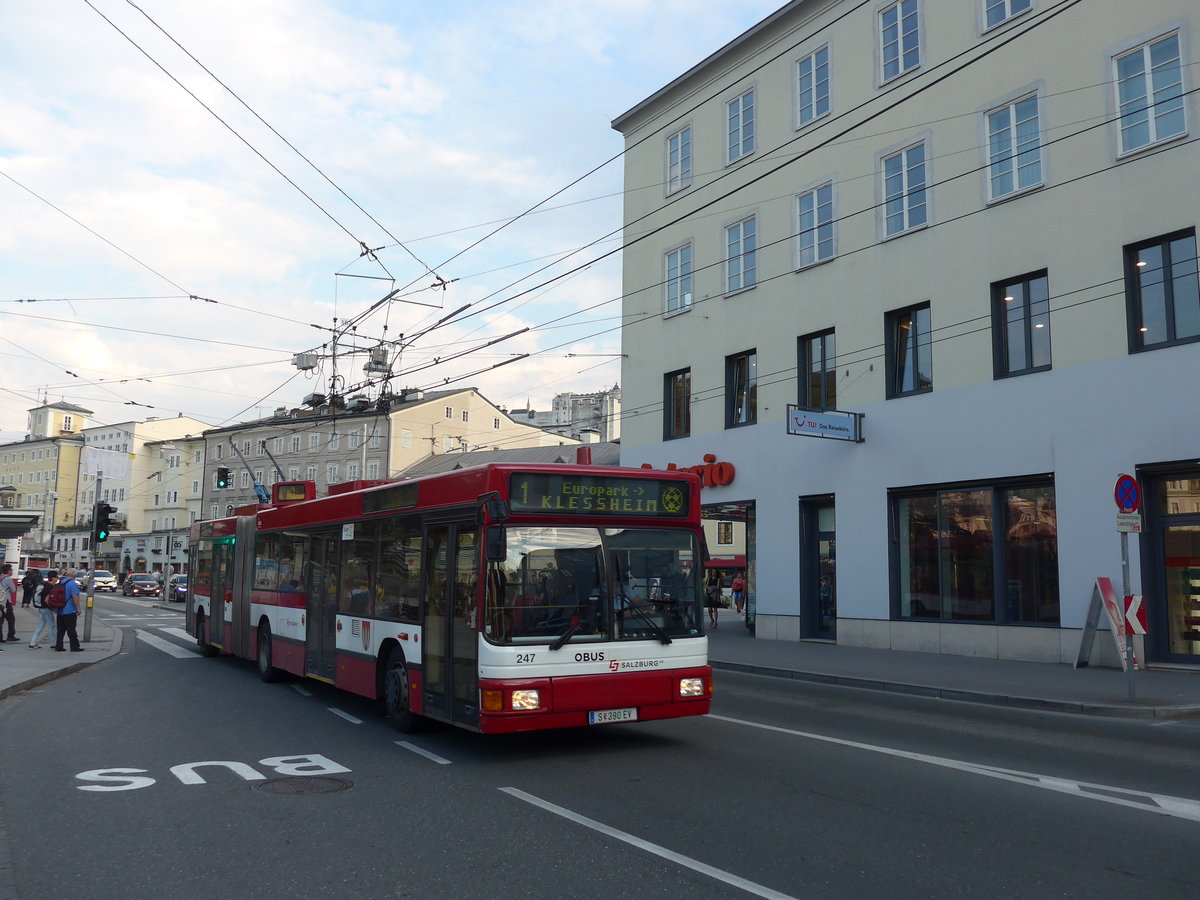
top-left (228, 439), bottom-right (270, 504)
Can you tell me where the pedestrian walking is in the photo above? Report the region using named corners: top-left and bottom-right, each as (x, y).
top-left (28, 570), bottom-right (59, 649)
top-left (1, 564), bottom-right (17, 643)
top-left (21, 568), bottom-right (41, 607)
top-left (731, 574), bottom-right (746, 614)
top-left (52, 567), bottom-right (84, 653)
top-left (704, 568), bottom-right (722, 628)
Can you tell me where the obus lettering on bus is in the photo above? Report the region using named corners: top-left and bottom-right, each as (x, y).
top-left (75, 754), bottom-right (349, 791)
top-left (574, 651), bottom-right (605, 662)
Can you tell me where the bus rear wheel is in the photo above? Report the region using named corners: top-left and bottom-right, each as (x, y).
top-left (383, 646), bottom-right (419, 732)
top-left (257, 622), bottom-right (282, 682)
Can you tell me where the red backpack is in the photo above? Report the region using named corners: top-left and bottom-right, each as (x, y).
top-left (45, 581), bottom-right (68, 611)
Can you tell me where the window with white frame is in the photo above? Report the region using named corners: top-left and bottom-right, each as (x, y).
top-left (329, 432), bottom-right (339, 451)
top-left (727, 89), bottom-right (755, 162)
top-left (987, 93), bottom-right (1041, 200)
top-left (367, 462), bottom-right (380, 479)
top-left (327, 465), bottom-right (338, 482)
top-left (273, 437), bottom-right (283, 453)
top-left (445, 406), bottom-right (453, 419)
top-left (462, 410), bottom-right (469, 423)
top-left (1114, 33), bottom-right (1185, 155)
top-left (492, 418), bottom-right (500, 430)
top-left (210, 504), bottom-right (219, 518)
top-left (401, 429), bottom-right (412, 448)
top-left (348, 463), bottom-right (359, 480)
top-left (289, 466), bottom-right (300, 480)
top-left (797, 183), bottom-right (834, 267)
top-left (349, 431), bottom-right (360, 450)
top-left (880, 0), bottom-right (920, 82)
top-left (984, 0), bottom-right (1031, 29)
top-left (256, 440), bottom-right (266, 455)
top-left (290, 436), bottom-right (300, 453)
top-left (240, 471), bottom-right (250, 489)
top-left (191, 480), bottom-right (200, 495)
top-left (667, 125), bottom-right (692, 193)
top-left (725, 217), bottom-right (757, 293)
top-left (665, 244), bottom-right (694, 315)
top-left (882, 142), bottom-right (927, 236)
top-left (368, 430), bottom-right (381, 449)
top-left (306, 466), bottom-right (317, 481)
top-left (308, 434), bottom-right (320, 452)
top-left (796, 46), bottom-right (830, 126)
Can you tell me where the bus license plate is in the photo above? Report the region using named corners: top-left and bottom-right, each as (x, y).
top-left (589, 707), bottom-right (637, 724)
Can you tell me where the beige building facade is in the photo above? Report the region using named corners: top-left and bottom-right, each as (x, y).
top-left (613, 1), bottom-right (1200, 664)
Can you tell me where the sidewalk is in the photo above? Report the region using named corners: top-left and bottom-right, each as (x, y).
top-left (0, 602), bottom-right (123, 701)
top-left (708, 607), bottom-right (1200, 720)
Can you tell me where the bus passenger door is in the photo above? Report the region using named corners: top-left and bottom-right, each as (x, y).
top-left (305, 531), bottom-right (338, 681)
top-left (423, 522), bottom-right (480, 727)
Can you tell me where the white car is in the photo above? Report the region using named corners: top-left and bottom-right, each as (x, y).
top-left (88, 570), bottom-right (118, 592)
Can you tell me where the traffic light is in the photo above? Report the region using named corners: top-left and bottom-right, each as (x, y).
top-left (94, 502), bottom-right (115, 543)
top-left (216, 467), bottom-right (231, 489)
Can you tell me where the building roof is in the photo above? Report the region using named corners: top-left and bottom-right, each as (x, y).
top-left (397, 442), bottom-right (621, 478)
top-left (31, 401), bottom-right (94, 415)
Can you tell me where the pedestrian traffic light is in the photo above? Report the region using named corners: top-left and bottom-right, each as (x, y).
top-left (216, 467), bottom-right (231, 489)
top-left (94, 502), bottom-right (115, 543)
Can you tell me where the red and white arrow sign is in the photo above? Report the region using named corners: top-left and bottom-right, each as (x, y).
top-left (1124, 595), bottom-right (1148, 635)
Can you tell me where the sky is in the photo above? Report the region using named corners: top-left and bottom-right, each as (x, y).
top-left (0, 0), bottom-right (783, 443)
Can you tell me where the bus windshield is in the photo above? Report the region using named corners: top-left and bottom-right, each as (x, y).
top-left (485, 526), bottom-right (702, 645)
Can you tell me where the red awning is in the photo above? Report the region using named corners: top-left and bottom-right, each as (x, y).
top-left (705, 555), bottom-right (745, 569)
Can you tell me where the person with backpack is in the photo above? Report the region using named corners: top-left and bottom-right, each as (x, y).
top-left (51, 568), bottom-right (83, 653)
top-left (28, 571), bottom-right (59, 649)
top-left (21, 568), bottom-right (41, 607)
top-left (1, 564), bottom-right (17, 643)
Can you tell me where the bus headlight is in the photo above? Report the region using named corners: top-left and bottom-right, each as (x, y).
top-left (511, 689), bottom-right (541, 710)
top-left (678, 677), bottom-right (705, 698)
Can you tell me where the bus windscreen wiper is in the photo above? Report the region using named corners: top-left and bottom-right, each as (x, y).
top-left (620, 594), bottom-right (673, 645)
top-left (549, 621), bottom-right (579, 651)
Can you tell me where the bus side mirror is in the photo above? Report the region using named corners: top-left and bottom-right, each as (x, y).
top-left (486, 496), bottom-right (510, 523)
top-left (485, 525), bottom-right (507, 562)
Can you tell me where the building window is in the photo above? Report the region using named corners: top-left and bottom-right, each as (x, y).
top-left (665, 244), bottom-right (693, 315)
top-left (663, 369), bottom-right (691, 440)
top-left (492, 418), bottom-right (501, 430)
top-left (1125, 230), bottom-right (1200, 350)
top-left (462, 410), bottom-right (469, 423)
top-left (445, 407), bottom-right (453, 419)
top-left (993, 271), bottom-right (1051, 377)
top-left (368, 430), bottom-right (382, 449)
top-left (329, 433), bottom-right (339, 451)
top-left (401, 429), bottom-right (412, 449)
top-left (256, 440), bottom-right (267, 455)
top-left (984, 0), bottom-right (1031, 29)
top-left (726, 350), bottom-right (757, 428)
top-left (716, 521), bottom-right (734, 545)
top-left (667, 125), bottom-right (692, 193)
top-left (880, 0), bottom-right (920, 82)
top-left (367, 462), bottom-right (380, 479)
top-left (799, 330), bottom-right (837, 410)
top-left (290, 436), bottom-right (300, 453)
top-left (893, 479), bottom-right (1058, 623)
top-left (289, 466), bottom-right (300, 480)
top-left (1114, 33), bottom-right (1185, 155)
top-left (882, 142), bottom-right (927, 236)
top-left (796, 182), bottom-right (834, 267)
top-left (727, 89), bottom-right (755, 163)
top-left (886, 303), bottom-right (932, 397)
top-left (308, 434), bottom-right (319, 452)
top-left (349, 431), bottom-right (360, 450)
top-left (306, 466), bottom-right (317, 481)
top-left (796, 46), bottom-right (830, 126)
top-left (725, 216), bottom-right (757, 293)
top-left (348, 464), bottom-right (359, 480)
top-left (327, 465), bottom-right (338, 482)
top-left (987, 93), bottom-right (1041, 200)
top-left (273, 437), bottom-right (283, 453)
top-left (240, 472), bottom-right (250, 489)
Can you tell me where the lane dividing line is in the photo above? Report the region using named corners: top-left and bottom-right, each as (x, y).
top-left (134, 629), bottom-right (199, 659)
top-left (291, 685), bottom-right (312, 696)
top-left (328, 708), bottom-right (362, 724)
top-left (500, 787), bottom-right (798, 900)
top-left (157, 627), bottom-right (194, 642)
top-left (708, 714), bottom-right (1200, 824)
top-left (395, 742), bottom-right (453, 765)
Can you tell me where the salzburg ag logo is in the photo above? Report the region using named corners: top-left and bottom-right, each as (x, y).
top-left (609, 659), bottom-right (664, 672)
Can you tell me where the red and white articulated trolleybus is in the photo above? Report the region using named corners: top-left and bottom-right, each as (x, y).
top-left (186, 464), bottom-right (712, 734)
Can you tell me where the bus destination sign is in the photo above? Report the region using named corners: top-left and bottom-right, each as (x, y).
top-left (509, 473), bottom-right (690, 517)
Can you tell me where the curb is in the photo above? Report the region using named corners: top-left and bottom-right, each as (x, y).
top-left (0, 627), bottom-right (126, 702)
top-left (710, 659), bottom-right (1200, 721)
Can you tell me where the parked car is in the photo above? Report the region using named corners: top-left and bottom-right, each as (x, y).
top-left (167, 574), bottom-right (187, 602)
top-left (89, 570), bottom-right (118, 592)
top-left (122, 573), bottom-right (162, 597)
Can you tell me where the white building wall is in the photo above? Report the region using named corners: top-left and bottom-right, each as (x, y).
top-left (615, 0), bottom-right (1200, 662)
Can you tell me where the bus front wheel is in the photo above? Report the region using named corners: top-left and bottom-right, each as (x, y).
top-left (383, 646), bottom-right (419, 732)
top-left (196, 612), bottom-right (218, 658)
